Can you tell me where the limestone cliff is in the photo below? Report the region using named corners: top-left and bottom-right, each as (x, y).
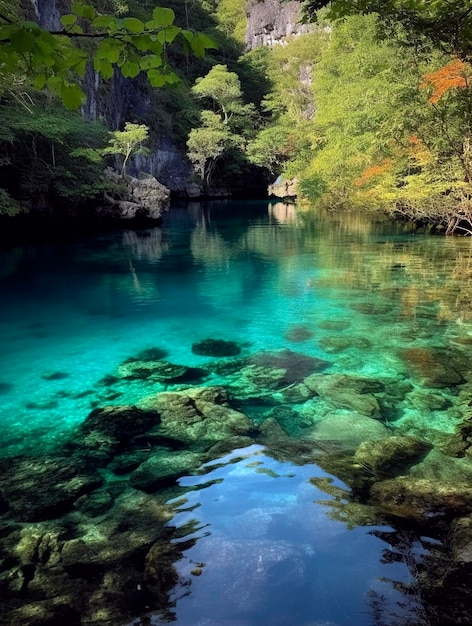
top-left (245, 0), bottom-right (312, 50)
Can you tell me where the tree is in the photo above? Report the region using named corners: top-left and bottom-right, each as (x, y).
top-left (300, 0), bottom-right (472, 58)
top-left (0, 3), bottom-right (216, 109)
top-left (186, 110), bottom-right (239, 183)
top-left (192, 64), bottom-right (250, 125)
top-left (102, 122), bottom-right (149, 177)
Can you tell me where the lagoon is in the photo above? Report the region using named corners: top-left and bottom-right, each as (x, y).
top-left (1, 200), bottom-right (472, 625)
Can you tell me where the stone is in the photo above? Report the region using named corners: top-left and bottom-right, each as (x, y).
top-left (250, 349), bottom-right (331, 384)
top-left (116, 359), bottom-right (202, 383)
top-left (318, 335), bottom-right (371, 353)
top-left (139, 386), bottom-right (253, 449)
top-left (451, 515), bottom-right (472, 563)
top-left (130, 449), bottom-right (203, 492)
top-left (124, 347), bottom-right (169, 362)
top-left (370, 476), bottom-right (472, 525)
top-left (316, 319), bottom-right (351, 331)
top-left (0, 456), bottom-right (103, 521)
top-left (305, 411), bottom-right (390, 450)
top-left (353, 436), bottom-right (431, 477)
top-left (102, 170), bottom-right (170, 221)
top-left (191, 338), bottom-right (242, 357)
top-left (304, 373), bottom-right (384, 418)
top-left (284, 324), bottom-right (314, 342)
top-left (400, 347), bottom-right (466, 388)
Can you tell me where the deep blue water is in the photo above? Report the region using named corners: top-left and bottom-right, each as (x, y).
top-left (1, 199), bottom-right (472, 625)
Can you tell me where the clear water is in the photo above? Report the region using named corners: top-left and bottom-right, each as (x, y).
top-left (1, 199), bottom-right (472, 625)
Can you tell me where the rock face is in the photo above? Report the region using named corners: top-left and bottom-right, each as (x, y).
top-left (101, 170), bottom-right (170, 221)
top-left (245, 0), bottom-right (312, 50)
top-left (268, 177), bottom-right (298, 199)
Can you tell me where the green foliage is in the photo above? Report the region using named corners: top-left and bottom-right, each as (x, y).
top-left (0, 4), bottom-right (217, 108)
top-left (102, 122), bottom-right (149, 176)
top-left (0, 187), bottom-right (21, 216)
top-left (301, 0), bottom-right (472, 58)
top-left (0, 98), bottom-right (109, 206)
top-left (187, 109), bottom-right (240, 182)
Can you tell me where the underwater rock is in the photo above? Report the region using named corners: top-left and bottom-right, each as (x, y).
top-left (61, 488), bottom-right (173, 572)
top-left (124, 347), bottom-right (169, 362)
top-left (451, 515), bottom-right (472, 563)
top-left (139, 386), bottom-right (253, 449)
top-left (229, 364), bottom-right (289, 399)
top-left (353, 436), bottom-right (431, 478)
top-left (370, 476), bottom-right (472, 525)
top-left (191, 338), bottom-right (242, 357)
top-left (0, 381), bottom-right (12, 394)
top-left (250, 349), bottom-right (331, 384)
top-left (304, 373), bottom-right (384, 418)
top-left (318, 335), bottom-right (371, 353)
top-left (316, 319), bottom-right (351, 331)
top-left (406, 388), bottom-right (453, 411)
top-left (400, 347), bottom-right (466, 388)
top-left (350, 302), bottom-right (391, 315)
top-left (143, 540), bottom-right (182, 607)
top-left (284, 324), bottom-right (314, 342)
top-left (40, 371), bottom-right (70, 380)
top-left (130, 449), bottom-right (203, 492)
top-left (116, 359), bottom-right (198, 383)
top-left (0, 455), bottom-right (103, 521)
top-left (71, 405), bottom-right (161, 463)
top-left (305, 411), bottom-right (390, 450)
top-left (205, 436), bottom-right (256, 461)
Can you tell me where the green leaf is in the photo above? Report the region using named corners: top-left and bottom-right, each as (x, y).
top-left (139, 54), bottom-right (162, 70)
top-left (61, 14), bottom-right (77, 27)
top-left (151, 7), bottom-right (175, 27)
top-left (71, 3), bottom-right (96, 19)
top-left (121, 60), bottom-right (140, 78)
top-left (92, 15), bottom-right (118, 29)
top-left (33, 74), bottom-right (47, 89)
top-left (147, 68), bottom-right (166, 87)
top-left (164, 25), bottom-right (180, 43)
top-left (132, 34), bottom-right (153, 51)
top-left (61, 82), bottom-right (86, 109)
top-left (74, 58), bottom-right (87, 77)
top-left (123, 17), bottom-right (144, 33)
top-left (10, 28), bottom-right (36, 53)
top-left (69, 24), bottom-right (84, 34)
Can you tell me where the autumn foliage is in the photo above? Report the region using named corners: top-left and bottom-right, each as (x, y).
top-left (354, 158), bottom-right (393, 187)
top-left (420, 59), bottom-right (468, 104)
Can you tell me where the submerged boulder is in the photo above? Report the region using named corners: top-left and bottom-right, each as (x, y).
top-left (304, 373), bottom-right (384, 418)
top-left (305, 411), bottom-right (390, 450)
top-left (116, 359), bottom-right (203, 383)
top-left (191, 338), bottom-right (242, 357)
top-left (400, 347), bottom-right (466, 388)
top-left (139, 386), bottom-right (253, 449)
top-left (249, 349), bottom-right (331, 384)
top-left (0, 455), bottom-right (103, 521)
top-left (370, 476), bottom-right (472, 524)
top-left (353, 436), bottom-right (431, 477)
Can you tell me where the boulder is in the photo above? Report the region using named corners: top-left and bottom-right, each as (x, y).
top-left (102, 169), bottom-right (170, 220)
top-left (191, 338), bottom-right (242, 357)
top-left (139, 386), bottom-right (253, 449)
top-left (129, 449), bottom-right (203, 492)
top-left (304, 373), bottom-right (384, 418)
top-left (370, 476), bottom-right (472, 524)
top-left (305, 411), bottom-right (390, 450)
top-left (353, 436), bottom-right (431, 477)
top-left (0, 456), bottom-right (103, 521)
top-left (400, 347), bottom-right (466, 388)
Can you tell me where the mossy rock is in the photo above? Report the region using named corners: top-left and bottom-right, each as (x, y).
top-left (191, 338), bottom-right (242, 357)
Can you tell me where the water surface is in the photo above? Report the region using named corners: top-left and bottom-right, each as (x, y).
top-left (1, 200), bottom-right (472, 625)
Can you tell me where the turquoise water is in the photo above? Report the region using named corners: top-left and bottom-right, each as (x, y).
top-left (1, 199), bottom-right (472, 625)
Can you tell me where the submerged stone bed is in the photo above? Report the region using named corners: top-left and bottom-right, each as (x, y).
top-left (1, 342), bottom-right (472, 625)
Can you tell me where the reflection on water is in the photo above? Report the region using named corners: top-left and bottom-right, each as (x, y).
top-left (1, 200), bottom-right (472, 625)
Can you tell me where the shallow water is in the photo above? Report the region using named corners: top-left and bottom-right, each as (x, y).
top-left (1, 199), bottom-right (472, 625)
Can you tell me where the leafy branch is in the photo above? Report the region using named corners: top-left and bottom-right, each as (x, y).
top-left (0, 2), bottom-right (217, 109)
